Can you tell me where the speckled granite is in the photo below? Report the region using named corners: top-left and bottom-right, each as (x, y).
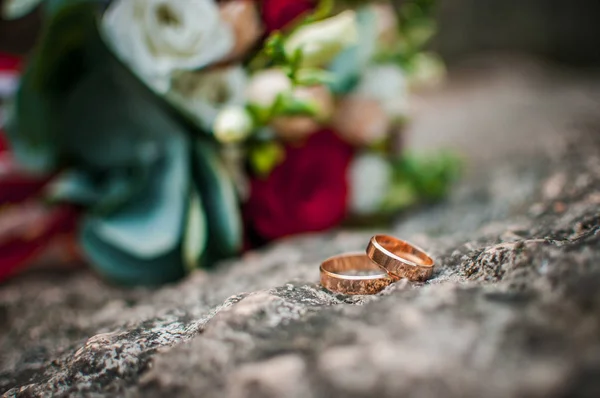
top-left (2, 63), bottom-right (600, 398)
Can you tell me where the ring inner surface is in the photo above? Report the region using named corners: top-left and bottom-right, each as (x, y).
top-left (375, 236), bottom-right (434, 267)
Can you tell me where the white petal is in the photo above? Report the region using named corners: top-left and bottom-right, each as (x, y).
top-left (101, 0), bottom-right (234, 94)
top-left (356, 64), bottom-right (408, 119)
top-left (348, 153), bottom-right (392, 214)
top-left (1, 0), bottom-right (41, 20)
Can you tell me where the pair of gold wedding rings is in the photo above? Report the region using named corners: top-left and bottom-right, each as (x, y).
top-left (320, 235), bottom-right (435, 295)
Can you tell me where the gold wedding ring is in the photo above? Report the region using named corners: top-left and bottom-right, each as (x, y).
top-left (320, 252), bottom-right (394, 295)
top-left (366, 235), bottom-right (434, 281)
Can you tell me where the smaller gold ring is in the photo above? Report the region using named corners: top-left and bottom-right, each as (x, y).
top-left (366, 235), bottom-right (434, 281)
top-left (320, 252), bottom-right (394, 295)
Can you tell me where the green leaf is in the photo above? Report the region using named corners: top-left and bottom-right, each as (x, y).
top-left (60, 60), bottom-right (177, 170)
top-left (246, 103), bottom-right (272, 126)
top-left (31, 0), bottom-right (99, 93)
top-left (182, 190), bottom-right (207, 272)
top-left (79, 136), bottom-right (192, 285)
top-left (295, 69), bottom-right (335, 86)
top-left (265, 33), bottom-right (287, 65)
top-left (60, 53), bottom-right (199, 266)
top-left (4, 77), bottom-right (59, 171)
top-left (303, 0), bottom-right (334, 23)
top-left (4, 0), bottom-right (101, 172)
top-left (47, 169), bottom-right (103, 205)
top-left (248, 141), bottom-right (284, 177)
top-left (83, 136), bottom-right (189, 259)
top-left (271, 92), bottom-right (319, 117)
top-left (287, 47), bottom-right (304, 81)
top-left (380, 180), bottom-right (418, 213)
top-left (388, 151), bottom-right (463, 208)
top-left (191, 141), bottom-right (242, 263)
top-left (81, 221), bottom-right (186, 286)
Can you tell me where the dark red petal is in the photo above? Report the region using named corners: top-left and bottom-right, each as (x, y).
top-left (0, 53), bottom-right (21, 72)
top-left (261, 0), bottom-right (316, 33)
top-left (244, 128), bottom-right (354, 242)
top-left (0, 175), bottom-right (53, 204)
top-left (0, 205), bottom-right (79, 282)
top-left (0, 131), bottom-right (54, 204)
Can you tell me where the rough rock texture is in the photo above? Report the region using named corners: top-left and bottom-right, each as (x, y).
top-left (2, 62), bottom-right (600, 397)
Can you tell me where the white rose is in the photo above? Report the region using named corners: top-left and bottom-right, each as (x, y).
top-left (213, 106), bottom-right (253, 143)
top-left (348, 153), bottom-right (392, 215)
top-left (355, 64), bottom-right (408, 121)
top-left (167, 66), bottom-right (247, 131)
top-left (101, 0), bottom-right (234, 94)
top-left (1, 0), bottom-right (41, 20)
top-left (285, 10), bottom-right (358, 68)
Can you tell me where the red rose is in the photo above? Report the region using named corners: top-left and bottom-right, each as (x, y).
top-left (260, 0), bottom-right (316, 33)
top-left (0, 203), bottom-right (80, 282)
top-left (244, 128), bottom-right (354, 242)
top-left (0, 52), bottom-right (21, 98)
top-left (0, 129), bottom-right (80, 282)
top-left (0, 131), bottom-right (54, 204)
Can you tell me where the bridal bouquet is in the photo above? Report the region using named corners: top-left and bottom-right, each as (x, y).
top-left (0, 0), bottom-right (458, 285)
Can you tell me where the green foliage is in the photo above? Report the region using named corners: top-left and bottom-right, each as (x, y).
top-left (380, 151), bottom-right (462, 213)
top-left (248, 141), bottom-right (285, 177)
top-left (183, 191), bottom-right (207, 272)
top-left (5, 0), bottom-right (100, 171)
top-left (295, 68), bottom-right (336, 86)
top-left (191, 140), bottom-right (243, 265)
top-left (246, 103), bottom-right (272, 127)
top-left (271, 92), bottom-right (319, 117)
top-left (80, 222), bottom-right (186, 286)
top-left (6, 0), bottom-right (242, 285)
top-left (264, 33), bottom-right (288, 66)
top-left (375, 0), bottom-right (438, 70)
top-left (302, 0), bottom-right (334, 24)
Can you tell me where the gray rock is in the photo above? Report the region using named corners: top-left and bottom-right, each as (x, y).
top-left (2, 62), bottom-right (600, 398)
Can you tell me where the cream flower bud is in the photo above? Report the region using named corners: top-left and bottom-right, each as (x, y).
top-left (271, 85), bottom-right (334, 142)
top-left (285, 10), bottom-right (358, 68)
top-left (219, 0), bottom-right (264, 61)
top-left (292, 85), bottom-right (335, 121)
top-left (332, 96), bottom-right (390, 146)
top-left (245, 69), bottom-right (293, 109)
top-left (213, 106), bottom-right (253, 143)
top-left (348, 153), bottom-right (392, 215)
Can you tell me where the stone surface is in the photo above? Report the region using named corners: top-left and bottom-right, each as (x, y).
top-left (2, 62), bottom-right (600, 397)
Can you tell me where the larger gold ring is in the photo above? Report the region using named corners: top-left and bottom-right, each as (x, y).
top-left (320, 252), bottom-right (394, 295)
top-left (366, 235), bottom-right (434, 281)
